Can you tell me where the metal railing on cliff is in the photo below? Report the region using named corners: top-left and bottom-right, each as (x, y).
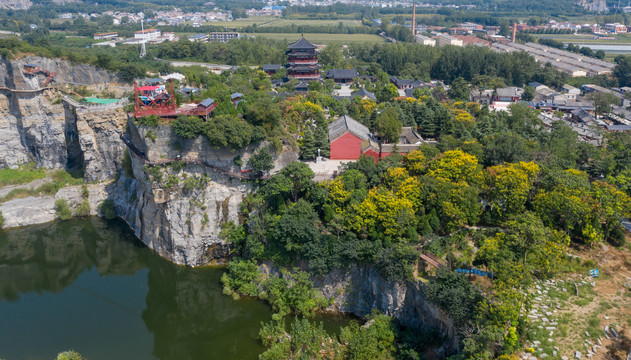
top-left (120, 135), bottom-right (270, 180)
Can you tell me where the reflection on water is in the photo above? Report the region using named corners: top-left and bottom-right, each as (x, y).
top-left (0, 218), bottom-right (272, 360)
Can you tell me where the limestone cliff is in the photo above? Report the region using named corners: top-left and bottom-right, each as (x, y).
top-left (107, 120), bottom-right (299, 266)
top-left (315, 266), bottom-right (458, 355)
top-left (0, 56), bottom-right (129, 180)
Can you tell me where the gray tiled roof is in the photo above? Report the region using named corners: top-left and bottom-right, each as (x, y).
top-left (495, 87), bottom-right (522, 97)
top-left (328, 115), bottom-right (371, 142)
top-left (263, 64), bottom-right (282, 71)
top-left (198, 98), bottom-right (215, 108)
top-left (351, 88), bottom-right (376, 100)
top-left (327, 69), bottom-right (359, 79)
top-left (399, 127), bottom-right (423, 144)
top-left (287, 36), bottom-right (317, 50)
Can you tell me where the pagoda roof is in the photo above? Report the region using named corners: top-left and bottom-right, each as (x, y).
top-left (288, 36), bottom-right (317, 50)
top-left (289, 65), bottom-right (322, 71)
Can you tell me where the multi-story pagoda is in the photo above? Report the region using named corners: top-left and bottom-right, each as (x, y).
top-left (286, 36), bottom-right (321, 80)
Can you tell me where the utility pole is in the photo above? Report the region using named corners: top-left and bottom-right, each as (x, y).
top-left (140, 18), bottom-right (147, 58)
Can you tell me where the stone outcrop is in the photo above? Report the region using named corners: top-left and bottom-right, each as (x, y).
top-left (1, 55), bottom-right (127, 94)
top-left (0, 181), bottom-right (112, 228)
top-left (258, 263), bottom-right (458, 356)
top-left (106, 120), bottom-right (298, 266)
top-left (315, 266), bottom-right (458, 354)
top-left (0, 55), bottom-right (129, 180)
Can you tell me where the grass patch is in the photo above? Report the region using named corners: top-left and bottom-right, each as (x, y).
top-left (250, 33), bottom-right (386, 44)
top-left (264, 19), bottom-right (363, 27)
top-left (0, 169), bottom-right (83, 203)
top-left (0, 163), bottom-right (47, 187)
top-left (584, 313), bottom-right (602, 340)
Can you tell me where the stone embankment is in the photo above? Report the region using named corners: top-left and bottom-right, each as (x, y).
top-left (0, 181), bottom-right (111, 228)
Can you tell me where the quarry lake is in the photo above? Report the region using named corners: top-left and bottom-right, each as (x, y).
top-left (0, 218), bottom-right (349, 360)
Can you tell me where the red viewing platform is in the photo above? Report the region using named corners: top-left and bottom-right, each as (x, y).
top-left (134, 79), bottom-right (217, 119)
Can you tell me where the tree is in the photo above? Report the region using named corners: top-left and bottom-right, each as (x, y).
top-left (274, 199), bottom-right (321, 253)
top-left (249, 147), bottom-right (274, 173)
top-left (173, 115), bottom-right (204, 138)
top-left (377, 83), bottom-right (399, 102)
top-left (522, 85), bottom-right (535, 101)
top-left (485, 162), bottom-right (540, 221)
top-left (374, 106), bottom-right (402, 143)
top-left (448, 77), bottom-right (470, 101)
top-left (300, 128), bottom-right (318, 160)
top-left (614, 55), bottom-right (631, 87)
top-left (589, 92), bottom-right (621, 116)
top-left (427, 149), bottom-right (482, 185)
top-left (425, 269), bottom-right (483, 327)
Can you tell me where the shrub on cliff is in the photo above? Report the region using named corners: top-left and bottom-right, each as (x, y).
top-left (173, 116), bottom-right (204, 139)
top-left (54, 199), bottom-right (72, 220)
top-left (249, 147), bottom-right (274, 173)
top-left (56, 350), bottom-right (85, 360)
top-left (0, 210), bottom-right (4, 229)
top-left (99, 199), bottom-right (117, 220)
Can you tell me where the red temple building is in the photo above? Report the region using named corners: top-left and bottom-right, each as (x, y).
top-left (286, 36), bottom-right (321, 80)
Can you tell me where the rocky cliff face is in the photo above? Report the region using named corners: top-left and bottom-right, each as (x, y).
top-left (0, 56), bottom-right (129, 180)
top-left (315, 266), bottom-right (458, 355)
top-left (258, 263), bottom-right (458, 356)
top-left (1, 56), bottom-right (127, 94)
top-left (107, 120), bottom-right (298, 266)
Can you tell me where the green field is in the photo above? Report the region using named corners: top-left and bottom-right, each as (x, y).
top-left (205, 16), bottom-right (277, 28)
top-left (250, 33), bottom-right (385, 44)
top-left (532, 33), bottom-right (631, 45)
top-left (260, 19), bottom-right (364, 27)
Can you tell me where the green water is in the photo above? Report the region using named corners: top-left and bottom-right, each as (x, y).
top-left (0, 218), bottom-right (350, 360)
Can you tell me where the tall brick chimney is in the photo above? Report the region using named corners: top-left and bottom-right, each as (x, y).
top-left (412, 3), bottom-right (416, 37)
top-left (512, 23), bottom-right (517, 42)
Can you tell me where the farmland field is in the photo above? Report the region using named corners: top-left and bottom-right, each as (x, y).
top-left (204, 16), bottom-right (277, 28)
top-left (248, 32), bottom-right (386, 44)
top-left (260, 19), bottom-right (364, 27)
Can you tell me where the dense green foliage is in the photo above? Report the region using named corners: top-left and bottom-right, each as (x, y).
top-left (221, 259), bottom-right (326, 317)
top-left (99, 199), bottom-right (117, 220)
top-left (54, 199), bottom-right (72, 220)
top-left (259, 312), bottom-right (410, 360)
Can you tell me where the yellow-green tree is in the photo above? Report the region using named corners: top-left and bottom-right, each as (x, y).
top-left (427, 150), bottom-right (483, 185)
top-left (403, 150), bottom-right (427, 176)
top-left (485, 162), bottom-right (540, 221)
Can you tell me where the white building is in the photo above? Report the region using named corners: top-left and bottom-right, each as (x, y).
top-left (208, 32), bottom-right (239, 42)
top-left (134, 28), bottom-right (161, 42)
top-left (94, 32), bottom-right (118, 40)
top-left (415, 34), bottom-right (436, 46)
top-left (433, 33), bottom-right (463, 47)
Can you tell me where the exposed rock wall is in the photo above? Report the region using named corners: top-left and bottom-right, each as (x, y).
top-left (108, 120), bottom-right (299, 266)
top-left (0, 181), bottom-right (112, 228)
top-left (257, 263), bottom-right (458, 356)
top-left (2, 55), bottom-right (127, 95)
top-left (75, 107), bottom-right (127, 182)
top-left (0, 56), bottom-right (130, 179)
top-left (315, 266), bottom-right (458, 354)
top-left (108, 160), bottom-right (247, 266)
